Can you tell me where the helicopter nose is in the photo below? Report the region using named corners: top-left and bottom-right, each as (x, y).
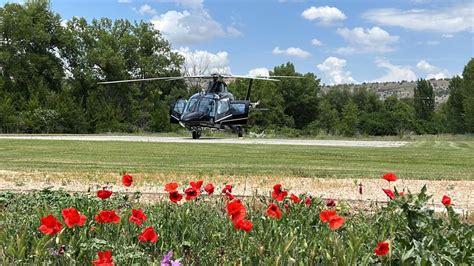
top-left (180, 112), bottom-right (205, 122)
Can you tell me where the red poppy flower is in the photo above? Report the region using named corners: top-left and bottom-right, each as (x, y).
top-left (62, 208), bottom-right (87, 228)
top-left (224, 192), bottom-right (235, 200)
top-left (95, 210), bottom-right (120, 224)
top-left (204, 183), bottom-right (215, 195)
top-left (271, 184), bottom-right (288, 201)
top-left (221, 184), bottom-right (233, 194)
top-left (266, 203), bottom-right (282, 219)
top-left (283, 203), bottom-right (289, 213)
top-left (92, 251), bottom-right (114, 266)
top-left (138, 226), bottom-right (158, 243)
top-left (38, 214), bottom-right (63, 235)
top-left (442, 195), bottom-right (451, 206)
top-left (290, 193), bottom-right (301, 203)
top-left (164, 182), bottom-right (178, 192)
top-left (169, 191), bottom-right (183, 203)
top-left (129, 209), bottom-right (147, 225)
top-left (328, 215), bottom-right (345, 230)
top-left (122, 174), bottom-right (133, 187)
top-left (226, 199), bottom-right (246, 223)
top-left (326, 198), bottom-right (336, 207)
top-left (185, 187), bottom-right (200, 201)
top-left (382, 188), bottom-right (396, 200)
top-left (319, 210), bottom-right (337, 222)
top-left (374, 241), bottom-right (390, 256)
top-left (382, 172), bottom-right (397, 182)
top-left (190, 180), bottom-right (203, 190)
top-left (97, 189), bottom-right (113, 200)
top-left (305, 196), bottom-right (312, 206)
top-left (235, 219), bottom-right (253, 232)
top-left (398, 192), bottom-right (406, 197)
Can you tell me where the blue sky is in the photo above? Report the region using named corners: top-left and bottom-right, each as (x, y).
top-left (5, 0), bottom-right (474, 84)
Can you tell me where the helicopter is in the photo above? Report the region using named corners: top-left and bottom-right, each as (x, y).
top-left (98, 73), bottom-right (299, 139)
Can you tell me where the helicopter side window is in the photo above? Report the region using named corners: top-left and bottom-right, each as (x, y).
top-left (197, 98), bottom-right (216, 117)
top-left (217, 99), bottom-right (230, 114)
top-left (185, 98), bottom-right (198, 112)
top-left (173, 99), bottom-right (186, 114)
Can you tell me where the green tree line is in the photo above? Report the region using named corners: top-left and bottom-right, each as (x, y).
top-left (1, 1), bottom-right (473, 136)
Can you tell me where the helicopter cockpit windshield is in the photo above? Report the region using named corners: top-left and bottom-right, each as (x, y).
top-left (183, 97), bottom-right (216, 118)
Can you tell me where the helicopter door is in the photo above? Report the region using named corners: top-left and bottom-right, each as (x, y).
top-left (214, 98), bottom-right (231, 123)
top-left (226, 101), bottom-right (250, 124)
top-left (170, 98), bottom-right (186, 123)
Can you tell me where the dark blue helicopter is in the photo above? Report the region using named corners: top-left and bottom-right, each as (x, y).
top-left (99, 73), bottom-right (297, 139)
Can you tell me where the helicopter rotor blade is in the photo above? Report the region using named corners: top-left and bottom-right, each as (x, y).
top-left (97, 77), bottom-right (179, 85)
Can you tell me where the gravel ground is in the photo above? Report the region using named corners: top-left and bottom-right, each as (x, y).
top-left (1, 171), bottom-right (471, 212)
top-left (0, 135), bottom-right (408, 147)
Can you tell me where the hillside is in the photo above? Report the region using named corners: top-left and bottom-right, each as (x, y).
top-left (322, 79), bottom-right (451, 104)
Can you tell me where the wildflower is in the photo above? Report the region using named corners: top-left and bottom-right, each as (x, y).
top-left (161, 251), bottom-right (182, 266)
top-left (224, 192), bottom-right (235, 200)
top-left (221, 184), bottom-right (233, 194)
top-left (204, 183), bottom-right (215, 195)
top-left (165, 182), bottom-right (178, 192)
top-left (226, 199), bottom-right (246, 223)
top-left (305, 196), bottom-right (312, 206)
top-left (169, 191), bottom-right (183, 203)
top-left (190, 180), bottom-right (203, 190)
top-left (374, 241), bottom-right (390, 256)
top-left (184, 187), bottom-right (199, 201)
top-left (38, 214), bottom-right (63, 235)
top-left (266, 203), bottom-right (282, 219)
top-left (290, 193), bottom-right (301, 203)
top-left (62, 208), bottom-right (87, 228)
top-left (95, 210), bottom-right (120, 224)
top-left (328, 215), bottom-right (345, 230)
top-left (92, 251), bottom-right (114, 266)
top-left (319, 210), bottom-right (337, 222)
top-left (235, 219), bottom-right (253, 232)
top-left (271, 184), bottom-right (288, 201)
top-left (325, 198), bottom-right (336, 207)
top-left (382, 172), bottom-right (397, 182)
top-left (122, 174), bottom-right (133, 187)
top-left (138, 226), bottom-right (158, 243)
top-left (382, 188), bottom-right (396, 200)
top-left (442, 195), bottom-right (451, 206)
top-left (97, 189), bottom-right (113, 200)
top-left (129, 209), bottom-right (147, 225)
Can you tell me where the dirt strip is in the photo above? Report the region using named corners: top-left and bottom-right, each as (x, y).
top-left (1, 170), bottom-right (471, 212)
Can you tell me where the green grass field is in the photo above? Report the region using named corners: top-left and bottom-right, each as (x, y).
top-left (0, 139), bottom-right (473, 180)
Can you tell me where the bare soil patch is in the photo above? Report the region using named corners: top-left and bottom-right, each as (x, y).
top-left (1, 170), bottom-right (471, 212)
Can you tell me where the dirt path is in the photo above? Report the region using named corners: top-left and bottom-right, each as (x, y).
top-left (0, 135), bottom-right (408, 147)
top-left (0, 170), bottom-right (471, 212)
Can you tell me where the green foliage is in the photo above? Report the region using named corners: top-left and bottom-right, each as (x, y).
top-left (0, 188), bottom-right (471, 264)
top-left (462, 58), bottom-right (474, 133)
top-left (414, 79), bottom-right (435, 121)
top-left (339, 99), bottom-right (358, 136)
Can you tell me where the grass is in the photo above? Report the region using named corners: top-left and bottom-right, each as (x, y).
top-left (0, 139), bottom-right (473, 180)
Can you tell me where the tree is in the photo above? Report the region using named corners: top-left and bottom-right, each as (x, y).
top-left (272, 62), bottom-right (321, 129)
top-left (462, 58), bottom-right (474, 132)
top-left (445, 76), bottom-right (465, 133)
top-left (339, 99), bottom-right (358, 136)
top-left (413, 79), bottom-right (435, 121)
top-left (317, 99), bottom-right (339, 135)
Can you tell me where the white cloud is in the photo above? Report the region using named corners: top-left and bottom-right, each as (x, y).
top-left (416, 60), bottom-right (450, 79)
top-left (176, 47), bottom-right (231, 75)
top-left (301, 6), bottom-right (347, 25)
top-left (272, 47), bottom-right (311, 58)
top-left (317, 57), bottom-right (357, 85)
top-left (311, 38), bottom-right (322, 46)
top-left (336, 27), bottom-right (399, 54)
top-left (372, 58), bottom-right (417, 82)
top-left (363, 3), bottom-right (474, 33)
top-left (247, 68), bottom-right (270, 77)
top-left (442, 34), bottom-right (454, 38)
top-left (151, 8), bottom-right (241, 46)
top-left (118, 0), bottom-right (132, 3)
top-left (137, 4), bottom-right (157, 15)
